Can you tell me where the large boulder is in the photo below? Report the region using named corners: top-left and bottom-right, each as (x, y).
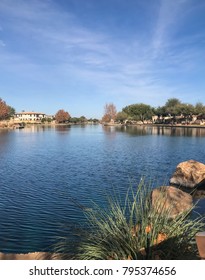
top-left (170, 160), bottom-right (205, 189)
top-left (151, 186), bottom-right (193, 219)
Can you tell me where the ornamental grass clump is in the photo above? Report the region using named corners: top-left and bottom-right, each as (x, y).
top-left (76, 179), bottom-right (204, 260)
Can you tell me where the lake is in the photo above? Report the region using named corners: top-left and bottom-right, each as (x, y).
top-left (0, 124), bottom-right (205, 253)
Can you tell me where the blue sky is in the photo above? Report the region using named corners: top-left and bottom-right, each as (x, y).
top-left (0, 0), bottom-right (205, 118)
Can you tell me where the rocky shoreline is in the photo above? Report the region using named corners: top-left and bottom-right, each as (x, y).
top-left (152, 159), bottom-right (205, 218)
top-left (170, 159), bottom-right (205, 197)
top-left (0, 159), bottom-right (204, 260)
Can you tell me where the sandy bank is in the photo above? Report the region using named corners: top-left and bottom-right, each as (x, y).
top-left (0, 252), bottom-right (62, 260)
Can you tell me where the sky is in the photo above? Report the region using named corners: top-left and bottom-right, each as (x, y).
top-left (0, 0), bottom-right (205, 118)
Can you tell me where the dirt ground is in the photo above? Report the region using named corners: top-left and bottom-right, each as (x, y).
top-left (0, 252), bottom-right (61, 260)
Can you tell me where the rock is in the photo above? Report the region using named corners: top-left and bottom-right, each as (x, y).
top-left (170, 160), bottom-right (205, 189)
top-left (151, 186), bottom-right (193, 219)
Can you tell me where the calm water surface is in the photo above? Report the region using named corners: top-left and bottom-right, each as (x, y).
top-left (0, 124), bottom-right (205, 253)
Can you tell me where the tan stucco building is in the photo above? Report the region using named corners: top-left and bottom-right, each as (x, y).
top-left (15, 112), bottom-right (46, 122)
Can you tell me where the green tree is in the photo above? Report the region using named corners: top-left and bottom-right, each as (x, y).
top-left (154, 106), bottom-right (166, 117)
top-left (164, 98), bottom-right (182, 116)
top-left (155, 99), bottom-right (194, 117)
top-left (55, 109), bottom-right (71, 123)
top-left (178, 103), bottom-right (194, 116)
top-left (115, 111), bottom-right (128, 122)
top-left (88, 118), bottom-right (99, 123)
top-left (79, 116), bottom-right (87, 123)
top-left (7, 106), bottom-right (16, 118)
top-left (70, 117), bottom-right (79, 124)
top-left (194, 102), bottom-right (205, 115)
top-left (122, 103), bottom-right (154, 122)
top-left (165, 98), bottom-right (181, 108)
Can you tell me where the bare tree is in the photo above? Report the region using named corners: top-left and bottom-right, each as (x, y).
top-left (102, 103), bottom-right (117, 122)
top-left (0, 98), bottom-right (9, 120)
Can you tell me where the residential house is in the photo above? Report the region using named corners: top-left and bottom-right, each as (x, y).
top-left (15, 111), bottom-right (46, 122)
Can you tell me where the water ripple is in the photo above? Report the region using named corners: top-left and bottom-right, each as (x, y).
top-left (0, 125), bottom-right (205, 253)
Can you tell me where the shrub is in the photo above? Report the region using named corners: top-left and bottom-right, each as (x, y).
top-left (75, 180), bottom-right (204, 260)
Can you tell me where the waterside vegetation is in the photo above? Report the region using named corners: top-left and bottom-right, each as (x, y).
top-left (102, 99), bottom-right (205, 126)
top-left (1, 97), bottom-right (205, 128)
top-left (54, 179), bottom-right (204, 260)
top-left (53, 160), bottom-right (205, 260)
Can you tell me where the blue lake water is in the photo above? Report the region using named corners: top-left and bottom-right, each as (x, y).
top-left (0, 124), bottom-right (205, 253)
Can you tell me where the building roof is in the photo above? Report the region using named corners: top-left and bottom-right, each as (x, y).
top-left (16, 112), bottom-right (45, 115)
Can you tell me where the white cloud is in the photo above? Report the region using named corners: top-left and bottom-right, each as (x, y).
top-left (0, 0), bottom-right (58, 21)
top-left (0, 0), bottom-right (204, 112)
top-left (152, 0), bottom-right (188, 57)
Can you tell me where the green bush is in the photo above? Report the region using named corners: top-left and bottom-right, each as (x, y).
top-left (75, 180), bottom-right (204, 260)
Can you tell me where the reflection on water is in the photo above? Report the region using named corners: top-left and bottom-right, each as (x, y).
top-left (54, 125), bottom-right (71, 133)
top-left (0, 130), bottom-right (15, 155)
top-left (0, 124), bottom-right (205, 253)
top-left (114, 125), bottom-right (205, 137)
top-left (7, 124), bottom-right (205, 137)
top-left (0, 130), bottom-right (11, 146)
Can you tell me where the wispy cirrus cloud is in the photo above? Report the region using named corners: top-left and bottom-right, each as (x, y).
top-left (0, 0), bottom-right (205, 116)
top-left (152, 0), bottom-right (189, 57)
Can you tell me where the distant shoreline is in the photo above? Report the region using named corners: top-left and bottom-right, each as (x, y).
top-left (140, 123), bottom-right (205, 129)
top-left (0, 121), bottom-right (98, 129)
top-left (1, 122), bottom-right (205, 130)
top-left (104, 123), bottom-right (205, 129)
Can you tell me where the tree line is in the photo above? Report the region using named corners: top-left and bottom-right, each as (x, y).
top-left (102, 99), bottom-right (205, 123)
top-left (0, 98), bottom-right (98, 124)
top-left (1, 97), bottom-right (205, 124)
top-left (54, 109), bottom-right (98, 124)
